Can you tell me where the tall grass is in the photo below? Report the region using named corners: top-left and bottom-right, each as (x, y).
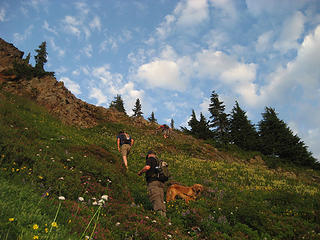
top-left (0, 90), bottom-right (320, 239)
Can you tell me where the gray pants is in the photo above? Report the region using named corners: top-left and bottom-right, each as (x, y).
top-left (147, 181), bottom-right (166, 213)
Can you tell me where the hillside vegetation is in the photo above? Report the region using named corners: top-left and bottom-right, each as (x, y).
top-left (1, 89), bottom-right (320, 240)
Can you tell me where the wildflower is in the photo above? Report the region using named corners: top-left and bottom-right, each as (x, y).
top-left (68, 219), bottom-right (71, 224)
top-left (51, 222), bottom-right (58, 228)
top-left (98, 199), bottom-right (105, 205)
top-left (46, 146), bottom-right (49, 148)
top-left (8, 218), bottom-right (14, 222)
top-left (115, 222), bottom-right (121, 226)
top-left (38, 176), bottom-right (43, 180)
top-left (152, 220), bottom-right (157, 223)
top-left (45, 228), bottom-right (48, 233)
top-left (92, 201), bottom-right (98, 206)
top-left (167, 234), bottom-right (172, 238)
top-left (33, 235), bottom-right (39, 239)
top-left (25, 127), bottom-right (28, 130)
top-left (78, 197), bottom-right (84, 202)
top-left (101, 195), bottom-right (108, 201)
top-left (58, 177), bottom-right (64, 180)
top-left (33, 224), bottom-right (39, 230)
top-left (58, 196), bottom-right (65, 201)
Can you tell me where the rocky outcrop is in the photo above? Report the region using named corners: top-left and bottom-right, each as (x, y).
top-left (0, 38), bottom-right (128, 128)
top-left (0, 38), bottom-right (24, 73)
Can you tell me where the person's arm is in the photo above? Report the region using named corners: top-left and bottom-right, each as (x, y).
top-left (130, 138), bottom-right (134, 146)
top-left (138, 165), bottom-right (150, 176)
top-left (117, 138), bottom-right (121, 152)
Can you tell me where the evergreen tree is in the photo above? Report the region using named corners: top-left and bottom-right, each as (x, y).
top-left (229, 101), bottom-right (259, 150)
top-left (197, 112), bottom-right (212, 139)
top-left (34, 42), bottom-right (47, 76)
top-left (208, 90), bottom-right (230, 144)
top-left (132, 98), bottom-right (143, 117)
top-left (148, 111), bottom-right (157, 123)
top-left (170, 118), bottom-right (174, 129)
top-left (258, 107), bottom-right (316, 166)
top-left (24, 53), bottom-right (31, 64)
top-left (109, 94), bottom-right (126, 114)
top-left (188, 109), bottom-right (199, 136)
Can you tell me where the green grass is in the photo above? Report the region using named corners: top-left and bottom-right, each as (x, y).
top-left (1, 90), bottom-right (320, 239)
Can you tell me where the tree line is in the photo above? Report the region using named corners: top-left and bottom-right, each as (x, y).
top-left (10, 42), bottom-right (317, 169)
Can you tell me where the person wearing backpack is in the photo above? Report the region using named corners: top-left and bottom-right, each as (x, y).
top-left (117, 130), bottom-right (134, 170)
top-left (137, 150), bottom-right (169, 217)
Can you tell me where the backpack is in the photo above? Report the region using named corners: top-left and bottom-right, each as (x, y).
top-left (121, 133), bottom-right (131, 145)
top-left (154, 158), bottom-right (170, 182)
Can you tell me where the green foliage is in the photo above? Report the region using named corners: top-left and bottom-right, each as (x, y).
top-left (1, 91), bottom-right (320, 240)
top-left (147, 111), bottom-right (157, 123)
top-left (208, 90), bottom-right (230, 144)
top-left (258, 107), bottom-right (317, 167)
top-left (109, 94), bottom-right (126, 114)
top-left (229, 101), bottom-right (259, 151)
top-left (34, 41), bottom-right (47, 74)
top-left (132, 98), bottom-right (143, 117)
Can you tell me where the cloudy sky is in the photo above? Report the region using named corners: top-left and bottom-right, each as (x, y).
top-left (1, 0), bottom-right (319, 160)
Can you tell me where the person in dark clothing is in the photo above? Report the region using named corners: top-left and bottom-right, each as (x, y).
top-left (117, 130), bottom-right (134, 170)
top-left (158, 124), bottom-right (170, 138)
top-left (137, 150), bottom-right (166, 217)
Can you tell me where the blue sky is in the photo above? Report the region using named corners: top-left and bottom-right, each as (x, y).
top-left (1, 0), bottom-right (320, 160)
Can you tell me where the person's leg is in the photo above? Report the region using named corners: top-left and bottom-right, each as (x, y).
top-left (147, 182), bottom-right (166, 216)
top-left (121, 145), bottom-right (129, 169)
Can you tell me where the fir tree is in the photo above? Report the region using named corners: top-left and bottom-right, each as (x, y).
top-left (187, 110), bottom-right (211, 139)
top-left (229, 101), bottom-right (259, 151)
top-left (132, 98), bottom-right (143, 117)
top-left (148, 111), bottom-right (157, 123)
top-left (109, 94), bottom-right (126, 114)
top-left (34, 42), bottom-right (47, 76)
top-left (258, 107), bottom-right (316, 166)
top-left (170, 118), bottom-right (174, 129)
top-left (24, 53), bottom-right (31, 64)
top-left (188, 109), bottom-right (199, 136)
top-left (208, 90), bottom-right (229, 144)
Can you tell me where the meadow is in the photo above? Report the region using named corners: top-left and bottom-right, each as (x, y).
top-left (0, 90), bottom-right (319, 240)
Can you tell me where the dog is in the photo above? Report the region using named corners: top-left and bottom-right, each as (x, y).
top-left (166, 184), bottom-right (204, 203)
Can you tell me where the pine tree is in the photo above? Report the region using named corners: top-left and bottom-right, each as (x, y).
top-left (24, 53), bottom-right (31, 64)
top-left (34, 42), bottom-right (47, 76)
top-left (170, 118), bottom-right (174, 129)
top-left (132, 98), bottom-right (143, 117)
top-left (258, 107), bottom-right (316, 166)
top-left (197, 112), bottom-right (212, 139)
top-left (188, 109), bottom-right (199, 136)
top-left (109, 94), bottom-right (126, 114)
top-left (208, 90), bottom-right (229, 144)
top-left (148, 111), bottom-right (157, 123)
top-left (229, 101), bottom-right (259, 151)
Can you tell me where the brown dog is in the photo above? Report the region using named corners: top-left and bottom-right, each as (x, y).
top-left (166, 184), bottom-right (204, 203)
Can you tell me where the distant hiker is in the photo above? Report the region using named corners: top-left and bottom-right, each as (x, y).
top-left (158, 124), bottom-right (170, 139)
top-left (117, 130), bottom-right (134, 170)
top-left (137, 150), bottom-right (167, 217)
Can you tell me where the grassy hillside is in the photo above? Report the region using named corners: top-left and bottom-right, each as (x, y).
top-left (0, 90), bottom-right (320, 240)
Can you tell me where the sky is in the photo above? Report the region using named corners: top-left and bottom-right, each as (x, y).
top-left (0, 0), bottom-right (319, 161)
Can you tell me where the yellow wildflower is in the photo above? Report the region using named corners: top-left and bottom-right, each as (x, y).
top-left (33, 235), bottom-right (39, 240)
top-left (45, 228), bottom-right (48, 233)
top-left (51, 222), bottom-right (58, 228)
top-left (9, 218), bottom-right (14, 222)
top-left (33, 224), bottom-right (39, 230)
top-left (38, 176), bottom-right (43, 180)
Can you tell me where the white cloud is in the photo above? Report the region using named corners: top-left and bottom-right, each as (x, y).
top-left (89, 16), bottom-right (101, 31)
top-left (273, 11), bottom-right (305, 53)
top-left (13, 25), bottom-right (34, 42)
top-left (49, 38), bottom-right (65, 57)
top-left (0, 8), bottom-right (6, 22)
top-left (174, 0), bottom-right (209, 27)
top-left (43, 20), bottom-right (57, 35)
top-left (137, 60), bottom-right (185, 91)
top-left (62, 16), bottom-right (81, 37)
top-left (155, 14), bottom-right (176, 40)
top-left (209, 0), bottom-right (237, 21)
top-left (83, 44), bottom-right (93, 58)
top-left (89, 87), bottom-right (108, 106)
top-left (60, 77), bottom-right (81, 95)
top-left (255, 31), bottom-right (273, 52)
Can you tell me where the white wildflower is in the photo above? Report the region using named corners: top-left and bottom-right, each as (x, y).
top-left (152, 220), bottom-right (157, 223)
top-left (78, 197), bottom-right (84, 202)
top-left (98, 199), bottom-right (104, 205)
top-left (59, 177), bottom-right (64, 180)
top-left (167, 234), bottom-right (172, 238)
top-left (115, 222), bottom-right (120, 226)
top-left (101, 195), bottom-right (108, 201)
top-left (92, 201), bottom-right (98, 206)
top-left (58, 196), bottom-right (65, 201)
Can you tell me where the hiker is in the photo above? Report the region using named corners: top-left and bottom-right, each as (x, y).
top-left (137, 150), bottom-right (166, 217)
top-left (158, 124), bottom-right (170, 139)
top-left (117, 130), bottom-right (134, 170)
